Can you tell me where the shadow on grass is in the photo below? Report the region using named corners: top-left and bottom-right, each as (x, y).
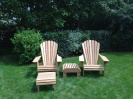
top-left (83, 71), bottom-right (102, 78)
top-left (80, 67), bottom-right (102, 78)
top-left (58, 71), bottom-right (63, 78)
top-left (59, 67), bottom-right (102, 78)
top-left (25, 66), bottom-right (37, 78)
top-left (31, 82), bottom-right (37, 92)
top-left (31, 82), bottom-right (54, 92)
top-left (0, 54), bottom-right (19, 66)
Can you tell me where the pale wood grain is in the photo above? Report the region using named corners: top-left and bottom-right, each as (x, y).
top-left (80, 40), bottom-right (109, 76)
top-left (62, 63), bottom-right (81, 77)
top-left (33, 41), bottom-right (62, 75)
top-left (36, 72), bottom-right (56, 91)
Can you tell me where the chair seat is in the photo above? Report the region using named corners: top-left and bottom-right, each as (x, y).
top-left (37, 65), bottom-right (57, 72)
top-left (84, 64), bottom-right (104, 71)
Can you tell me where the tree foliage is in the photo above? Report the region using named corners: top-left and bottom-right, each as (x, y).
top-left (100, 0), bottom-right (133, 31)
top-left (0, 0), bottom-right (108, 31)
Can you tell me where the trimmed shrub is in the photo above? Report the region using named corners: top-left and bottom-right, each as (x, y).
top-left (111, 30), bottom-right (133, 51)
top-left (90, 30), bottom-right (112, 52)
top-left (42, 30), bottom-right (111, 57)
top-left (42, 31), bottom-right (70, 57)
top-left (81, 31), bottom-right (91, 42)
top-left (11, 29), bottom-right (43, 64)
top-left (68, 30), bottom-right (84, 55)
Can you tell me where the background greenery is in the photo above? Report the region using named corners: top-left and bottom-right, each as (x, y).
top-left (43, 30), bottom-right (111, 57)
top-left (1, 0), bottom-right (133, 61)
top-left (0, 1), bottom-right (133, 98)
top-left (1, 0), bottom-right (133, 31)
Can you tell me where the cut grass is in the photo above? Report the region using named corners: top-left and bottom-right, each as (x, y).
top-left (0, 52), bottom-right (133, 99)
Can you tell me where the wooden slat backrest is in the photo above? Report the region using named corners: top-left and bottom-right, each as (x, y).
top-left (82, 40), bottom-right (100, 65)
top-left (40, 41), bottom-right (58, 66)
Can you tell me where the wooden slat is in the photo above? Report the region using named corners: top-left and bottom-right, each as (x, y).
top-left (79, 54), bottom-right (84, 62)
top-left (82, 41), bottom-right (89, 64)
top-left (32, 56), bottom-right (41, 63)
top-left (57, 54), bottom-right (62, 62)
top-left (38, 65), bottom-right (55, 67)
top-left (99, 54), bottom-right (109, 62)
top-left (96, 42), bottom-right (100, 64)
top-left (36, 79), bottom-right (56, 83)
top-left (37, 65), bottom-right (57, 71)
top-left (38, 67), bottom-right (57, 69)
top-left (84, 64), bottom-right (104, 70)
top-left (84, 66), bottom-right (104, 68)
top-left (92, 40), bottom-right (94, 64)
top-left (40, 42), bottom-right (45, 65)
top-left (84, 69), bottom-right (104, 71)
top-left (37, 79), bottom-right (55, 82)
top-left (88, 40), bottom-right (93, 64)
top-left (38, 70), bottom-right (57, 72)
top-left (36, 80), bottom-right (56, 84)
top-left (84, 64), bottom-right (102, 66)
top-left (36, 82), bottom-right (56, 85)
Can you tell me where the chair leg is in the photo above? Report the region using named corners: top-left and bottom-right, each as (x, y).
top-left (37, 85), bottom-right (39, 91)
top-left (53, 84), bottom-right (56, 90)
top-left (63, 73), bottom-right (66, 77)
top-left (57, 70), bottom-right (59, 76)
top-left (102, 71), bottom-right (104, 76)
top-left (83, 70), bottom-right (84, 76)
top-left (56, 70), bottom-right (58, 76)
top-left (77, 72), bottom-right (80, 77)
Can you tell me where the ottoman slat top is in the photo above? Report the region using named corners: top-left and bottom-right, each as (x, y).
top-left (36, 72), bottom-right (56, 81)
top-left (63, 63), bottom-right (81, 71)
top-left (62, 63), bottom-right (81, 77)
top-left (36, 72), bottom-right (56, 91)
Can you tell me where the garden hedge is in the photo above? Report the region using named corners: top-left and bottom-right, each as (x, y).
top-left (42, 30), bottom-right (111, 57)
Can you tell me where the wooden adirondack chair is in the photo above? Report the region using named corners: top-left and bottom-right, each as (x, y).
top-left (79, 40), bottom-right (109, 76)
top-left (32, 41), bottom-right (62, 75)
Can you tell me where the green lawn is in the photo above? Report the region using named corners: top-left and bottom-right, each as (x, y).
top-left (0, 52), bottom-right (133, 99)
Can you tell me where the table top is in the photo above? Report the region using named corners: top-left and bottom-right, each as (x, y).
top-left (63, 63), bottom-right (79, 68)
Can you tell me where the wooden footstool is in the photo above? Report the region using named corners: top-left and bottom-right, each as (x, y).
top-left (62, 63), bottom-right (81, 77)
top-left (36, 72), bottom-right (56, 91)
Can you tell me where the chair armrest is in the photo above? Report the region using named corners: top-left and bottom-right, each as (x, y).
top-left (99, 54), bottom-right (109, 62)
top-left (32, 56), bottom-right (41, 63)
top-left (57, 54), bottom-right (62, 63)
top-left (79, 54), bottom-right (84, 62)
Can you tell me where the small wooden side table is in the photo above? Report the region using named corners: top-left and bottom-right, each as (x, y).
top-left (62, 63), bottom-right (81, 77)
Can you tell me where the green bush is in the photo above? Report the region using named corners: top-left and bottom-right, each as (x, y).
top-left (42, 30), bottom-right (111, 57)
top-left (111, 30), bottom-right (133, 51)
top-left (11, 29), bottom-right (43, 64)
top-left (81, 31), bottom-right (91, 42)
top-left (43, 30), bottom-right (89, 57)
top-left (42, 31), bottom-right (69, 57)
top-left (68, 30), bottom-right (83, 54)
top-left (90, 30), bottom-right (112, 52)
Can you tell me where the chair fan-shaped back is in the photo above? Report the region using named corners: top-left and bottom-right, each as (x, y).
top-left (40, 41), bottom-right (58, 66)
top-left (82, 40), bottom-right (100, 65)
